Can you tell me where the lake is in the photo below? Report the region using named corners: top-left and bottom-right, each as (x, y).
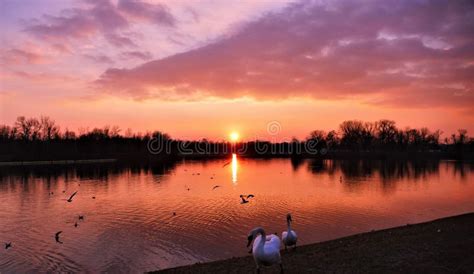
top-left (0, 156), bottom-right (473, 272)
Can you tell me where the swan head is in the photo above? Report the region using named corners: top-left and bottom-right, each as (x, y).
top-left (287, 213), bottom-right (292, 223)
top-left (247, 227), bottom-right (264, 247)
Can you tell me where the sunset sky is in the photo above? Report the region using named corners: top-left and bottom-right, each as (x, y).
top-left (1, 0), bottom-right (473, 141)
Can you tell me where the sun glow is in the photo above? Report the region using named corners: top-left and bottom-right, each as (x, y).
top-left (230, 132), bottom-right (239, 142)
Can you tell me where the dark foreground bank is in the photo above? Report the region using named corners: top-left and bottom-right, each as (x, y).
top-left (154, 213), bottom-right (474, 273)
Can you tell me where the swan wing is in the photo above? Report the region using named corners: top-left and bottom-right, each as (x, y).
top-left (266, 234), bottom-right (281, 249)
top-left (253, 234), bottom-right (281, 266)
top-left (282, 231), bottom-right (288, 242)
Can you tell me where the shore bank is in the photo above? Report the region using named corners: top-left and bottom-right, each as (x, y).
top-left (154, 213), bottom-right (474, 273)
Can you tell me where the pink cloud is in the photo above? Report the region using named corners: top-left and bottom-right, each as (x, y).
top-left (95, 0), bottom-right (474, 109)
top-left (1, 49), bottom-right (48, 65)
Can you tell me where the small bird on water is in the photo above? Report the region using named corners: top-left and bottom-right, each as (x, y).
top-left (5, 242), bottom-right (12, 249)
top-left (78, 215), bottom-right (84, 220)
top-left (55, 231), bottom-right (63, 244)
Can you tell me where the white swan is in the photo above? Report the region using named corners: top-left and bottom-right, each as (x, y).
top-left (282, 213), bottom-right (298, 250)
top-left (247, 227), bottom-right (283, 273)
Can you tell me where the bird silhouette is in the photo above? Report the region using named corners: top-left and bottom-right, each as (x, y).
top-left (55, 231), bottom-right (63, 244)
top-left (92, 196), bottom-right (96, 199)
top-left (247, 194), bottom-right (255, 198)
top-left (74, 222), bottom-right (78, 228)
top-left (173, 212), bottom-right (177, 216)
top-left (5, 242), bottom-right (12, 249)
top-left (66, 191), bottom-right (78, 202)
top-left (222, 161), bottom-right (231, 167)
top-left (212, 185), bottom-right (221, 190)
top-left (78, 215), bottom-right (84, 220)
top-left (240, 195), bottom-right (249, 204)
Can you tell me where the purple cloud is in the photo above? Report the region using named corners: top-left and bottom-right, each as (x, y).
top-left (23, 0), bottom-right (175, 48)
top-left (117, 0), bottom-right (175, 26)
top-left (84, 54), bottom-right (114, 64)
top-left (96, 0), bottom-right (474, 108)
top-left (120, 50), bottom-right (153, 61)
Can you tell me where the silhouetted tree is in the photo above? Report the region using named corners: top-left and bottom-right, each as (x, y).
top-left (40, 116), bottom-right (60, 140)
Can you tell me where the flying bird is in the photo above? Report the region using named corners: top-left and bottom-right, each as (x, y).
top-left (212, 185), bottom-right (221, 190)
top-left (78, 215), bottom-right (84, 220)
top-left (55, 231), bottom-right (63, 244)
top-left (240, 195), bottom-right (249, 204)
top-left (66, 191), bottom-right (78, 202)
top-left (5, 242), bottom-right (12, 249)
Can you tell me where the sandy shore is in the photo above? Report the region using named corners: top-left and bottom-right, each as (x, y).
top-left (153, 213), bottom-right (474, 273)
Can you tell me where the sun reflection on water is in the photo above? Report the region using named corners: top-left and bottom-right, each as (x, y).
top-left (232, 153), bottom-right (238, 184)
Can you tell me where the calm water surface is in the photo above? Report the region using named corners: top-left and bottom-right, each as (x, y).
top-left (0, 157), bottom-right (473, 272)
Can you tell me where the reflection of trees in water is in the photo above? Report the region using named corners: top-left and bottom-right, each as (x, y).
top-left (290, 157), bottom-right (305, 171)
top-left (0, 161), bottom-right (177, 189)
top-left (451, 161), bottom-right (474, 180)
top-left (307, 159), bottom-right (472, 193)
top-left (308, 159), bottom-right (441, 180)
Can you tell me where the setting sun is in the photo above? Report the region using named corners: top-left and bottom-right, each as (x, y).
top-left (230, 132), bottom-right (239, 142)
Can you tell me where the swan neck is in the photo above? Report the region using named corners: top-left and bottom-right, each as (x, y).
top-left (256, 228), bottom-right (266, 248)
top-left (287, 219), bottom-right (292, 231)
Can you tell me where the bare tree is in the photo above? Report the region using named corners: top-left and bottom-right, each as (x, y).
top-left (14, 116), bottom-right (41, 140)
top-left (40, 116), bottom-right (60, 140)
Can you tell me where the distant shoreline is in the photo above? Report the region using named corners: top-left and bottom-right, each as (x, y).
top-left (1, 150), bottom-right (472, 165)
top-left (0, 158), bottom-right (117, 166)
top-left (153, 212), bottom-right (474, 273)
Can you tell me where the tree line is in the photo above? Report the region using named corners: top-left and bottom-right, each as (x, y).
top-left (0, 116), bottom-right (472, 162)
